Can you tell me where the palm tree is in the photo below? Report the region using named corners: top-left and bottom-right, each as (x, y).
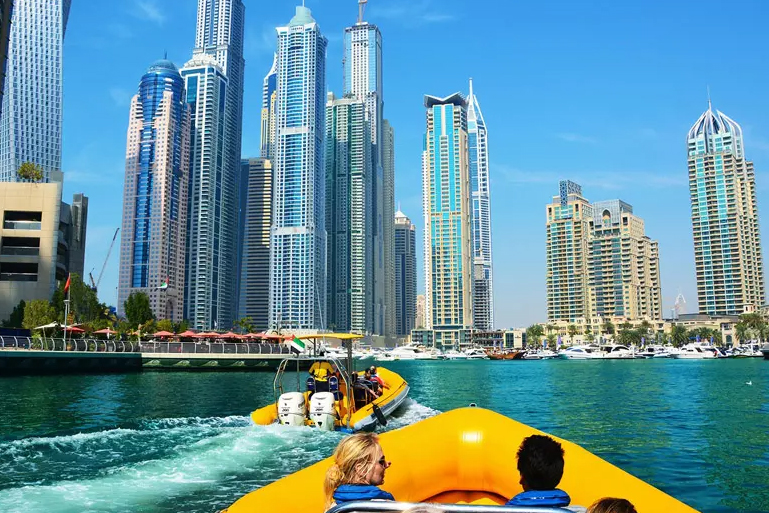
top-left (670, 324), bottom-right (689, 348)
top-left (601, 320), bottom-right (615, 342)
top-left (526, 324), bottom-right (544, 349)
top-left (545, 323), bottom-right (556, 335)
top-left (734, 322), bottom-right (749, 345)
top-left (567, 324), bottom-right (578, 346)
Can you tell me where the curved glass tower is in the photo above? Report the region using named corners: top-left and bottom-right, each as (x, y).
top-left (687, 103), bottom-right (764, 315)
top-left (118, 60), bottom-right (190, 321)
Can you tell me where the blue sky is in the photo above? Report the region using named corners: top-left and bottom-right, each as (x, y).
top-left (61, 0), bottom-right (769, 328)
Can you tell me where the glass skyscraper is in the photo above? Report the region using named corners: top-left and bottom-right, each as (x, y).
top-left (269, 6), bottom-right (328, 331)
top-left (183, 0), bottom-right (245, 329)
top-left (422, 93), bottom-right (474, 349)
top-left (394, 210), bottom-right (416, 337)
top-left (118, 60), bottom-right (190, 321)
top-left (261, 53), bottom-right (277, 161)
top-left (467, 79), bottom-right (494, 330)
top-left (0, 0), bottom-right (70, 182)
top-left (687, 103), bottom-right (764, 315)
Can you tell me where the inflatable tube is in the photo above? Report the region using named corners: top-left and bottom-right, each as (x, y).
top-left (226, 407), bottom-right (698, 513)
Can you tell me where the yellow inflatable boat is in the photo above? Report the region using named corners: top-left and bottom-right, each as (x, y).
top-left (225, 407), bottom-right (698, 513)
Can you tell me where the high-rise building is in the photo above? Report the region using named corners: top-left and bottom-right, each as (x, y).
top-left (261, 53), bottom-right (277, 161)
top-left (415, 294), bottom-right (426, 329)
top-left (239, 158), bottom-right (272, 331)
top-left (546, 181), bottom-right (592, 321)
top-left (0, 0), bottom-right (70, 182)
top-left (394, 210), bottom-right (416, 337)
top-left (235, 158), bottom-right (250, 319)
top-left (325, 93), bottom-right (372, 333)
top-left (0, 0), bottom-right (13, 112)
top-left (343, 11), bottom-right (394, 339)
top-left (422, 93), bottom-right (474, 348)
top-left (589, 200), bottom-right (661, 320)
top-left (180, 54), bottom-right (228, 329)
top-left (118, 59), bottom-right (190, 321)
top-left (687, 103), bottom-right (765, 315)
top-left (183, 0), bottom-right (245, 330)
top-left (467, 79), bottom-right (494, 330)
top-left (269, 6), bottom-right (328, 331)
top-left (67, 193), bottom-right (88, 279)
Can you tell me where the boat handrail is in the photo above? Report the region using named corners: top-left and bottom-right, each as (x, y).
top-left (326, 501), bottom-right (575, 513)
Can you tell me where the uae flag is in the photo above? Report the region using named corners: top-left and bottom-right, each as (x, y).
top-left (288, 336), bottom-right (306, 353)
top-left (63, 274), bottom-right (71, 294)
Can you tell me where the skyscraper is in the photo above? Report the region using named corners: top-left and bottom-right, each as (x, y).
top-left (467, 79), bottom-right (494, 330)
top-left (68, 192), bottom-right (88, 279)
top-left (239, 158), bottom-right (272, 331)
top-left (422, 93), bottom-right (474, 348)
top-left (343, 10), bottom-right (394, 339)
top-left (687, 103), bottom-right (765, 315)
top-left (0, 0), bottom-right (13, 112)
top-left (269, 6), bottom-right (328, 331)
top-left (0, 0), bottom-right (70, 182)
top-left (180, 54), bottom-right (228, 329)
top-left (394, 210), bottom-right (416, 337)
top-left (118, 59), bottom-right (190, 321)
top-left (589, 200), bottom-right (661, 320)
top-left (546, 180), bottom-right (592, 321)
top-left (325, 93), bottom-right (371, 333)
top-left (185, 0), bottom-right (245, 329)
top-left (261, 53), bottom-right (277, 161)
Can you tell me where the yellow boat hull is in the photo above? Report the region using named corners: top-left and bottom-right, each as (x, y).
top-left (250, 367), bottom-right (409, 432)
top-left (227, 407), bottom-right (698, 512)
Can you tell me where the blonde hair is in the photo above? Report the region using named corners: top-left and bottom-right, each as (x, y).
top-left (587, 498), bottom-right (638, 513)
top-left (323, 433), bottom-right (381, 510)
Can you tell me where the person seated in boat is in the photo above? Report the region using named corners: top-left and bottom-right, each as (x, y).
top-left (369, 365), bottom-right (390, 392)
top-left (324, 432), bottom-right (394, 511)
top-left (363, 368), bottom-right (382, 396)
top-left (352, 373), bottom-right (378, 407)
top-left (587, 498), bottom-right (637, 513)
top-left (506, 434), bottom-right (576, 509)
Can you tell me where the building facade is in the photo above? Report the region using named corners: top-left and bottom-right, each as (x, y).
top-left (0, 0), bottom-right (70, 182)
top-left (687, 104), bottom-right (765, 315)
top-left (185, 0), bottom-right (245, 330)
top-left (66, 193), bottom-right (88, 279)
top-left (269, 6), bottom-right (328, 331)
top-left (261, 53), bottom-right (277, 161)
top-left (325, 93), bottom-right (371, 333)
top-left (467, 79), bottom-right (494, 330)
top-left (422, 93), bottom-right (474, 348)
top-left (0, 0), bottom-right (13, 111)
top-left (181, 54), bottom-right (228, 329)
top-left (343, 15), bottom-right (394, 339)
top-left (118, 60), bottom-right (190, 321)
top-left (238, 158), bottom-right (272, 331)
top-left (394, 210), bottom-right (416, 337)
top-left (589, 200), bottom-right (661, 321)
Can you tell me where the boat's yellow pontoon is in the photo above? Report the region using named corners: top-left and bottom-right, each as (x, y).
top-left (250, 333), bottom-right (409, 432)
top-left (226, 407), bottom-right (698, 513)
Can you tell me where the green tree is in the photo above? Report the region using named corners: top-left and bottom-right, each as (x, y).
top-left (23, 300), bottom-right (56, 330)
top-left (173, 320), bottom-right (189, 334)
top-left (234, 316), bottom-right (255, 334)
top-left (525, 324), bottom-right (544, 349)
top-left (16, 162), bottom-right (43, 182)
top-left (124, 291), bottom-right (154, 328)
top-left (734, 322), bottom-right (750, 345)
top-left (546, 332), bottom-right (557, 348)
top-left (545, 323), bottom-right (556, 335)
top-left (155, 319), bottom-right (174, 333)
top-left (670, 324), bottom-right (689, 348)
top-left (141, 319), bottom-right (157, 337)
top-left (567, 324), bottom-right (578, 345)
top-left (2, 300), bottom-right (26, 328)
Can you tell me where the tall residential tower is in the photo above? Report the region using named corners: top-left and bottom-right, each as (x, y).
top-left (394, 210), bottom-right (416, 337)
top-left (422, 93), bottom-right (474, 348)
top-left (467, 79), bottom-right (494, 330)
top-left (269, 6), bottom-right (328, 331)
top-left (261, 54), bottom-right (277, 161)
top-left (687, 104), bottom-right (764, 315)
top-left (0, 0), bottom-right (70, 181)
top-left (118, 60), bottom-right (190, 321)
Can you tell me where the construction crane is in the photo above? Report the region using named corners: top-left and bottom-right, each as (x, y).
top-left (92, 228), bottom-right (119, 293)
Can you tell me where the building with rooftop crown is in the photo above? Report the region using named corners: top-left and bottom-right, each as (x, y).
top-left (687, 102), bottom-right (764, 315)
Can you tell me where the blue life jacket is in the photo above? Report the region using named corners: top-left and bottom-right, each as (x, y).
top-left (506, 488), bottom-right (571, 508)
top-left (333, 484), bottom-right (395, 504)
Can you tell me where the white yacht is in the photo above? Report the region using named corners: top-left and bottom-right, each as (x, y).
top-left (669, 343), bottom-right (717, 359)
top-left (558, 345), bottom-right (603, 359)
top-left (524, 349), bottom-right (557, 360)
top-left (443, 350), bottom-right (467, 360)
top-left (639, 345), bottom-right (669, 358)
top-left (462, 347), bottom-right (489, 360)
top-left (599, 345), bottom-right (635, 359)
top-left (376, 345), bottom-right (439, 361)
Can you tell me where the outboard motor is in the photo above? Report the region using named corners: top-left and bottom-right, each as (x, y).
top-left (277, 392), bottom-right (306, 426)
top-left (309, 392), bottom-right (337, 431)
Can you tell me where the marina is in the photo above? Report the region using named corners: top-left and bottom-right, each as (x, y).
top-left (0, 358), bottom-right (767, 512)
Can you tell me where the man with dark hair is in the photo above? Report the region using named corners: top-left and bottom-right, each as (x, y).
top-left (506, 434), bottom-right (576, 509)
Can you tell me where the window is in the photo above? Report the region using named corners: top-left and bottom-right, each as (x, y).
top-left (4, 210), bottom-right (42, 230)
top-left (0, 262), bottom-right (38, 281)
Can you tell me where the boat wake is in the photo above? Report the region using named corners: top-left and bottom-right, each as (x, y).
top-left (0, 399), bottom-right (439, 512)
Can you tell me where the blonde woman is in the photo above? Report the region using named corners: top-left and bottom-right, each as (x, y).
top-left (323, 433), bottom-right (394, 511)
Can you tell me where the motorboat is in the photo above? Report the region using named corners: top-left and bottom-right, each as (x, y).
top-left (224, 407), bottom-right (697, 513)
top-left (558, 345), bottom-right (603, 359)
top-left (523, 349), bottom-right (557, 360)
top-left (669, 343), bottom-right (717, 359)
top-left (599, 344), bottom-right (635, 359)
top-left (443, 349), bottom-right (467, 360)
top-left (639, 345), bottom-right (671, 358)
top-left (250, 333), bottom-right (409, 432)
top-left (375, 345), bottom-right (439, 361)
top-left (462, 347), bottom-right (489, 360)
top-left (762, 344), bottom-right (769, 360)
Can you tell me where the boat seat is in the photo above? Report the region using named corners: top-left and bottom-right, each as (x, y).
top-left (326, 500), bottom-right (575, 513)
top-left (306, 376), bottom-right (316, 393)
top-left (328, 375), bottom-right (342, 401)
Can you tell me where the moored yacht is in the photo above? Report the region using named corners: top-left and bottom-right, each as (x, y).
top-left (599, 344), bottom-right (635, 359)
top-left (443, 349), bottom-right (467, 360)
top-left (558, 345), bottom-right (603, 359)
top-left (462, 347), bottom-right (489, 360)
top-left (669, 343), bottom-right (717, 359)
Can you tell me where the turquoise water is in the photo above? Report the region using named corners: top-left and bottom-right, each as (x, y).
top-left (0, 359), bottom-right (767, 512)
